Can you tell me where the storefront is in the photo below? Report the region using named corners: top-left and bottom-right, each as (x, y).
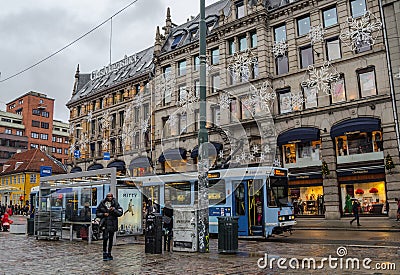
top-left (338, 167), bottom-right (387, 216)
top-left (129, 157), bottom-right (153, 176)
top-left (288, 173), bottom-right (325, 216)
top-left (158, 148), bottom-right (187, 173)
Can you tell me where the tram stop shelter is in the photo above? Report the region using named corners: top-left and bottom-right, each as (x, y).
top-left (38, 168), bottom-right (117, 243)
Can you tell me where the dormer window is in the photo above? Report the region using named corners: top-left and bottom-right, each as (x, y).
top-left (171, 34), bottom-right (183, 49)
top-left (236, 1), bottom-right (245, 19)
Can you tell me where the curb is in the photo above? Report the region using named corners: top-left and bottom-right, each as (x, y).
top-left (294, 227), bottom-right (400, 232)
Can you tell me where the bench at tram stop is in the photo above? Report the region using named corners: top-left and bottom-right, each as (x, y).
top-left (63, 221), bottom-right (93, 244)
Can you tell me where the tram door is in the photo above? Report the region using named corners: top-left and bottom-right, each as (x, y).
top-left (234, 180), bottom-right (264, 236)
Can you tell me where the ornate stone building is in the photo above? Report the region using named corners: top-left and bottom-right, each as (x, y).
top-left (67, 0), bottom-right (400, 219)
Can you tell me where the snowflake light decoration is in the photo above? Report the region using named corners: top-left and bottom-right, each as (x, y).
top-left (228, 49), bottom-right (258, 82)
top-left (178, 87), bottom-right (199, 114)
top-left (218, 150), bottom-right (224, 159)
top-left (100, 110), bottom-right (111, 130)
top-left (219, 93), bottom-right (232, 110)
top-left (273, 158), bottom-right (281, 167)
top-left (248, 154), bottom-right (255, 162)
top-left (240, 151), bottom-right (247, 161)
top-left (309, 24), bottom-right (325, 45)
top-left (250, 81), bottom-right (276, 112)
top-left (301, 62), bottom-right (340, 95)
top-left (340, 10), bottom-right (382, 51)
top-left (140, 119), bottom-right (149, 134)
top-left (291, 91), bottom-right (305, 110)
top-left (133, 93), bottom-right (144, 108)
top-left (86, 111), bottom-right (93, 123)
top-left (69, 123), bottom-right (75, 134)
top-left (167, 113), bottom-right (178, 127)
top-left (272, 40), bottom-right (288, 57)
top-left (156, 72), bottom-right (176, 103)
top-left (102, 138), bottom-right (110, 151)
top-left (79, 133), bottom-right (89, 151)
top-left (69, 143), bottom-right (76, 154)
top-left (252, 144), bottom-right (259, 155)
top-left (264, 144), bottom-right (271, 154)
top-left (259, 152), bottom-right (266, 161)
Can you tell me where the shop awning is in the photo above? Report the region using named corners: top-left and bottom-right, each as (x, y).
top-left (330, 118), bottom-right (381, 138)
top-left (158, 148), bottom-right (187, 163)
top-left (129, 157), bottom-right (152, 169)
top-left (70, 166), bottom-right (82, 173)
top-left (277, 127), bottom-right (320, 146)
top-left (191, 142), bottom-right (223, 158)
top-left (87, 163), bottom-right (104, 171)
top-left (107, 160), bottom-right (126, 173)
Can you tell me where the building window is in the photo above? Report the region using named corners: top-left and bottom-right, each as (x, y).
top-left (240, 96), bottom-right (252, 120)
top-left (326, 38), bottom-right (341, 61)
top-left (230, 99), bottom-right (239, 122)
top-left (300, 45), bottom-right (313, 68)
top-left (57, 148), bottom-right (62, 154)
top-left (303, 87), bottom-right (318, 109)
top-left (171, 34), bottom-right (183, 49)
top-left (335, 131), bottom-right (380, 157)
top-left (194, 109), bottom-right (199, 131)
top-left (30, 174), bottom-right (37, 183)
top-left (228, 39), bottom-right (235, 55)
top-left (178, 60), bottom-right (187, 76)
top-left (212, 106), bottom-right (221, 126)
top-left (143, 104), bottom-right (149, 120)
top-left (134, 107), bottom-right (140, 123)
top-left (16, 130), bottom-right (23, 136)
top-left (52, 147), bottom-right (56, 153)
top-left (56, 137), bottom-right (63, 143)
top-left (41, 111), bottom-right (49, 117)
top-left (331, 76), bottom-right (346, 103)
top-left (210, 48), bottom-right (219, 65)
top-left (211, 74), bottom-right (220, 93)
top-left (283, 140), bottom-right (321, 164)
top-left (278, 88), bottom-right (292, 114)
top-left (32, 120), bottom-right (40, 127)
top-left (31, 132), bottom-right (39, 139)
top-left (236, 1), bottom-right (245, 19)
top-left (356, 41), bottom-right (371, 53)
top-left (65, 149), bottom-right (69, 155)
top-left (297, 16), bottom-right (311, 36)
top-left (178, 85), bottom-right (187, 102)
top-left (274, 25), bottom-right (286, 42)
top-left (32, 109), bottom-right (40, 115)
top-left (179, 113), bottom-right (187, 134)
top-left (350, 0), bottom-right (367, 18)
top-left (163, 66), bottom-right (172, 105)
top-left (194, 55), bottom-right (200, 71)
top-left (40, 133), bottom-right (48, 140)
top-left (238, 35), bottom-right (247, 51)
top-left (119, 111), bottom-right (125, 128)
top-left (250, 32), bottom-right (257, 48)
top-left (162, 117), bottom-right (171, 138)
top-left (31, 144), bottom-right (39, 149)
top-left (276, 56), bottom-right (289, 75)
top-left (5, 129), bottom-right (12, 134)
top-left (41, 122), bottom-right (49, 129)
top-left (111, 113), bottom-right (117, 129)
top-left (323, 6), bottom-right (338, 27)
top-left (358, 67), bottom-right (377, 97)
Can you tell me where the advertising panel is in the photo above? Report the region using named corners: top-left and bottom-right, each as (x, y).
top-left (117, 188), bottom-right (142, 235)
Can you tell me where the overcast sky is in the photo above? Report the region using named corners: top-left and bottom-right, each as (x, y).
top-left (0, 0), bottom-right (220, 122)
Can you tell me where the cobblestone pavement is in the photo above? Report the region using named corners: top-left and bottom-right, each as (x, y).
top-left (1, 216), bottom-right (399, 275)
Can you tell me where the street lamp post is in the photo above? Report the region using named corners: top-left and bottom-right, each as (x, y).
top-left (198, 0), bottom-right (209, 253)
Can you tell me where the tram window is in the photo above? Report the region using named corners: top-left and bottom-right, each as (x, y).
top-left (165, 182), bottom-right (191, 205)
top-left (81, 188), bottom-right (92, 206)
top-left (195, 180), bottom-right (226, 205)
top-left (269, 177), bottom-right (289, 207)
top-left (234, 181), bottom-right (245, 216)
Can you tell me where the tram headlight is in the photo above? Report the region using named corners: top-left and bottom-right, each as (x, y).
top-left (278, 216), bottom-right (284, 221)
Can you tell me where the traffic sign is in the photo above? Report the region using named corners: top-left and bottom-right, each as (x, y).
top-left (40, 166), bottom-right (52, 177)
top-left (104, 152), bottom-right (110, 160)
top-left (74, 150), bottom-right (81, 159)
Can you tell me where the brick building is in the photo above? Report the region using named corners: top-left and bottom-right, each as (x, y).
top-left (0, 110), bottom-right (28, 168)
top-left (6, 91), bottom-right (70, 164)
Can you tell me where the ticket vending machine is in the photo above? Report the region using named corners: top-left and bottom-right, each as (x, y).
top-left (173, 207), bottom-right (198, 252)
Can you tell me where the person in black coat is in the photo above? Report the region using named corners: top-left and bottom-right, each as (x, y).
top-left (350, 200), bottom-right (361, 226)
top-left (96, 193), bottom-right (123, 261)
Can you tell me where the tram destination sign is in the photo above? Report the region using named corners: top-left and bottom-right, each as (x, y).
top-left (91, 53), bottom-right (137, 80)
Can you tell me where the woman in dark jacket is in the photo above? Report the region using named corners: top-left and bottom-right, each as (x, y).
top-left (96, 193), bottom-right (123, 261)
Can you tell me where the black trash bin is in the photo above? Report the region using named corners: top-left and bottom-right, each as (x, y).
top-left (217, 216), bottom-right (239, 254)
top-left (27, 218), bottom-right (34, 235)
top-left (145, 213), bottom-right (163, 254)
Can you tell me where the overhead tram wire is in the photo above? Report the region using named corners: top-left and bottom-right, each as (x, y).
top-left (0, 0), bottom-right (141, 84)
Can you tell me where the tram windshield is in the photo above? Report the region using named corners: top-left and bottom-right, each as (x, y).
top-left (268, 177), bottom-right (289, 207)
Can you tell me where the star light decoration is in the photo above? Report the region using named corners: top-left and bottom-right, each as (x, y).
top-left (308, 24), bottom-right (325, 45)
top-left (339, 10), bottom-right (382, 51)
top-left (140, 119), bottom-right (149, 134)
top-left (272, 40), bottom-right (288, 57)
top-left (301, 62), bottom-right (340, 95)
top-left (79, 132), bottom-right (89, 151)
top-left (178, 87), bottom-right (199, 114)
top-left (100, 110), bottom-right (111, 130)
top-left (228, 49), bottom-right (258, 82)
top-left (102, 138), bottom-right (110, 151)
top-left (86, 111), bottom-right (93, 123)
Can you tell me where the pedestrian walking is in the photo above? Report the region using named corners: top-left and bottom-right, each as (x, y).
top-left (96, 193), bottom-right (123, 261)
top-left (350, 199), bottom-right (361, 226)
top-left (162, 203), bottom-right (173, 252)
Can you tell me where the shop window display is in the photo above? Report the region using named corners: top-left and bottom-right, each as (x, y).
top-left (335, 130), bottom-right (382, 156)
top-left (290, 186), bottom-right (324, 215)
top-left (283, 140), bottom-right (321, 164)
top-left (341, 181), bottom-right (386, 215)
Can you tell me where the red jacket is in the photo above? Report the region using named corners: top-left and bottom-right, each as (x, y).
top-left (1, 213), bottom-right (13, 225)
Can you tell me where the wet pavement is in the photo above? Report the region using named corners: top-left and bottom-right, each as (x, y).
top-left (1, 216), bottom-right (399, 275)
